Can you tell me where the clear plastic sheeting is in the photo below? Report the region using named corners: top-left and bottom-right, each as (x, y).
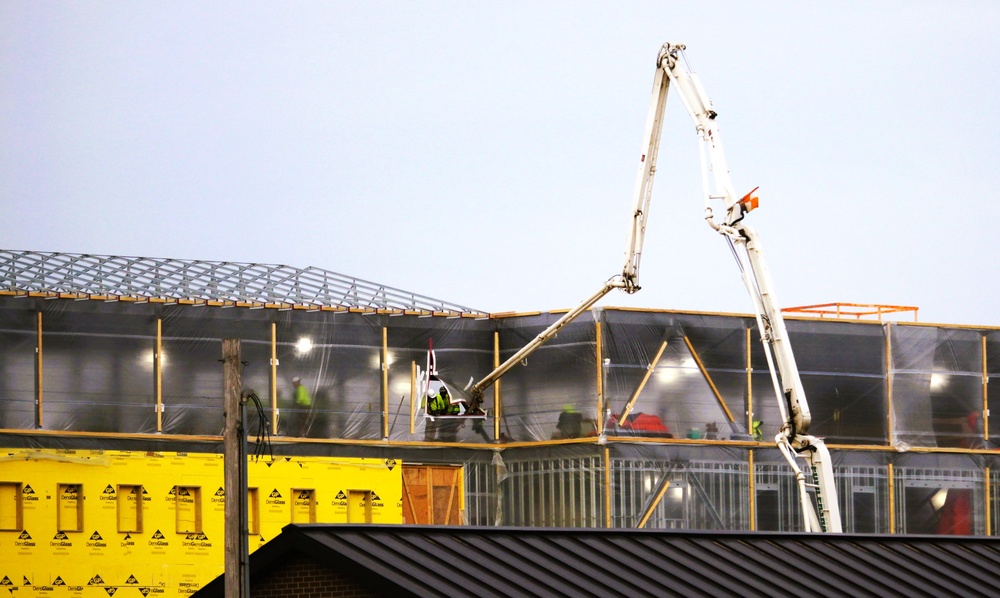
top-left (497, 445), bottom-right (605, 527)
top-left (464, 451), bottom-right (505, 526)
top-left (892, 452), bottom-right (986, 535)
top-left (602, 310), bottom-right (751, 442)
top-left (987, 454), bottom-right (1000, 535)
top-left (274, 312), bottom-right (382, 440)
top-left (752, 447), bottom-right (805, 532)
top-left (749, 362), bottom-right (785, 446)
top-left (0, 303), bottom-right (37, 429)
top-left (609, 443), bottom-right (750, 531)
top-left (890, 325), bottom-right (984, 449)
top-left (986, 331), bottom-right (1000, 449)
top-left (383, 315), bottom-right (493, 443)
top-left (273, 313), bottom-right (496, 442)
top-left (4, 296), bottom-right (999, 451)
top-left (41, 302), bottom-right (158, 433)
top-left (6, 294), bottom-right (1000, 536)
top-left (161, 306), bottom-right (273, 436)
top-left (833, 450), bottom-right (891, 534)
top-left (495, 312), bottom-right (598, 442)
top-left (756, 449), bottom-right (891, 534)
top-left (786, 319), bottom-right (887, 444)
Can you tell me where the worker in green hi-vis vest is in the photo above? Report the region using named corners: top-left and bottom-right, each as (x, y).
top-left (289, 376), bottom-right (312, 437)
top-left (424, 386), bottom-right (462, 442)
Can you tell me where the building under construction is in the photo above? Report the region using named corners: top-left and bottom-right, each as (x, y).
top-left (2, 249), bottom-right (999, 595)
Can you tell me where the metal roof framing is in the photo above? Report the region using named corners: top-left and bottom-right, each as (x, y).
top-left (0, 250), bottom-right (487, 316)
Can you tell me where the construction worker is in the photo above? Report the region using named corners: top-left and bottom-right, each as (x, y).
top-left (289, 377), bottom-right (312, 436)
top-left (426, 386), bottom-right (445, 416)
top-left (427, 386), bottom-right (460, 416)
top-left (424, 386), bottom-right (445, 441)
top-left (425, 386), bottom-right (462, 441)
top-left (553, 405), bottom-right (581, 439)
top-left (441, 387), bottom-right (461, 416)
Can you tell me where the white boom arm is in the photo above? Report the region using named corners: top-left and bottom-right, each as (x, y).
top-left (657, 42), bottom-right (841, 532)
top-left (468, 42), bottom-right (842, 533)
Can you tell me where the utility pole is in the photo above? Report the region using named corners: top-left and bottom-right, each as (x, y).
top-left (222, 339), bottom-right (248, 598)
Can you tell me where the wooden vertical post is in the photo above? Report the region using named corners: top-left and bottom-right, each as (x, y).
top-left (155, 319), bottom-right (163, 432)
top-left (270, 323), bottom-right (278, 436)
top-left (983, 335), bottom-right (989, 441)
top-left (596, 321), bottom-right (604, 436)
top-left (746, 328), bottom-right (753, 438)
top-left (493, 331), bottom-right (501, 442)
top-left (886, 324), bottom-right (895, 447)
top-left (382, 327), bottom-right (389, 440)
top-left (426, 467), bottom-right (435, 524)
top-left (35, 311), bottom-right (43, 428)
top-left (409, 361), bottom-right (417, 435)
top-left (222, 338), bottom-right (247, 598)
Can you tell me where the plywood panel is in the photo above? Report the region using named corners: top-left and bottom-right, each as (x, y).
top-left (402, 465), bottom-right (462, 525)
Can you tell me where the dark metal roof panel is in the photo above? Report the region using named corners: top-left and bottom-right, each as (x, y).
top-left (194, 525), bottom-right (1000, 598)
top-left (327, 527), bottom-right (1000, 598)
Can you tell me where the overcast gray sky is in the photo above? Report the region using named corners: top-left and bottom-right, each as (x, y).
top-left (3, 2), bottom-right (999, 325)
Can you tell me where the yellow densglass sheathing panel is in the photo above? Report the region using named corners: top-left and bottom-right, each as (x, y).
top-left (0, 449), bottom-right (402, 597)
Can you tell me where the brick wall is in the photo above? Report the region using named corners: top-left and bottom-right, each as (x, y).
top-left (252, 553), bottom-right (386, 598)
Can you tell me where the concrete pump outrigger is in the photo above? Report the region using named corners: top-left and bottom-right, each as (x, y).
top-left (467, 42), bottom-right (842, 533)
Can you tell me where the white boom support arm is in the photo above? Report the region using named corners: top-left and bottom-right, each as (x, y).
top-left (465, 47), bottom-right (673, 410)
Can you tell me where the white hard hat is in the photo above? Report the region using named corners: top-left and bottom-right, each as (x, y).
top-left (292, 376), bottom-right (301, 383)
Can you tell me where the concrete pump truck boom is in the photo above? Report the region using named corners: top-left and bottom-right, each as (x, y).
top-left (466, 42), bottom-right (842, 533)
